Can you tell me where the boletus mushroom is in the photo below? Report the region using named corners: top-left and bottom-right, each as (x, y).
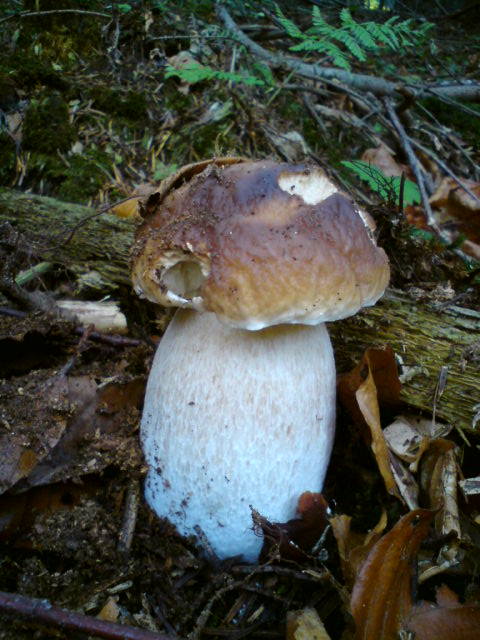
top-left (132, 158), bottom-right (389, 562)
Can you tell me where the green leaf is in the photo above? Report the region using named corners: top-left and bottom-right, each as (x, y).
top-left (275, 4), bottom-right (304, 39)
top-left (341, 160), bottom-right (421, 206)
top-left (165, 64), bottom-right (264, 87)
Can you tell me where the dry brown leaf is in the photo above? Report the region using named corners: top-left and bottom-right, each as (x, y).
top-left (350, 509), bottom-right (435, 640)
top-left (383, 416), bottom-right (431, 472)
top-left (286, 608), bottom-right (332, 640)
top-left (337, 347), bottom-right (403, 500)
top-left (406, 586), bottom-right (480, 640)
top-left (420, 440), bottom-right (460, 541)
top-left (97, 596), bottom-right (121, 623)
top-left (388, 453), bottom-right (420, 510)
top-left (257, 492), bottom-right (329, 561)
top-left (111, 183), bottom-right (157, 219)
top-left (337, 346), bottom-right (402, 429)
top-left (0, 373), bottom-right (69, 494)
top-left (356, 369), bottom-right (400, 499)
top-left (330, 510), bottom-right (387, 589)
top-left (406, 176), bottom-right (480, 257)
top-left (1, 373), bottom-right (145, 495)
top-left (361, 143), bottom-right (411, 178)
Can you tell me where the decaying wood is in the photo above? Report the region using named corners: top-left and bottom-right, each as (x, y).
top-left (329, 290), bottom-right (479, 435)
top-left (1, 188), bottom-right (478, 433)
top-left (0, 187), bottom-right (135, 291)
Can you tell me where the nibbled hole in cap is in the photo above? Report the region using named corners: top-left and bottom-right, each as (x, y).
top-left (163, 259), bottom-right (206, 300)
top-left (278, 170), bottom-right (338, 205)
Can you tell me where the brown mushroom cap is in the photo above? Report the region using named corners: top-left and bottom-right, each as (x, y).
top-left (132, 158), bottom-right (390, 330)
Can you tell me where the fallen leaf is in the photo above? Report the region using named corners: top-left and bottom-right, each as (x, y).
top-left (357, 368), bottom-right (401, 499)
top-left (406, 176), bottom-right (480, 258)
top-left (361, 143), bottom-right (411, 178)
top-left (286, 608), bottom-right (332, 640)
top-left (97, 596), bottom-right (120, 623)
top-left (350, 509), bottom-right (435, 640)
top-left (383, 415), bottom-right (431, 472)
top-left (406, 586), bottom-right (480, 640)
top-left (111, 183), bottom-right (157, 219)
top-left (330, 509), bottom-right (387, 589)
top-left (337, 348), bottom-right (404, 500)
top-left (257, 492), bottom-right (329, 561)
top-left (1, 372), bottom-right (145, 494)
top-left (337, 346), bottom-right (402, 429)
top-left (420, 440), bottom-right (460, 541)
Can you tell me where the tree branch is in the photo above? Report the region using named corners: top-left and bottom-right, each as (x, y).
top-left (216, 5), bottom-right (480, 102)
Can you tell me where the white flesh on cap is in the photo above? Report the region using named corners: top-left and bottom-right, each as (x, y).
top-left (142, 309), bottom-right (336, 562)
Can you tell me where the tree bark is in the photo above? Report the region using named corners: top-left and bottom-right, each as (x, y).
top-left (1, 188), bottom-right (479, 433)
top-left (0, 187), bottom-right (134, 290)
top-left (329, 290), bottom-right (480, 436)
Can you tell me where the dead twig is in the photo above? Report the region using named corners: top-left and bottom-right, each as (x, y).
top-left (118, 478), bottom-right (141, 554)
top-left (383, 99), bottom-right (437, 227)
top-left (0, 590), bottom-right (175, 640)
top-left (216, 5), bottom-right (480, 102)
top-left (409, 137), bottom-right (480, 204)
top-left (0, 9), bottom-right (111, 26)
top-left (0, 305), bottom-right (141, 347)
top-left (384, 98), bottom-right (474, 262)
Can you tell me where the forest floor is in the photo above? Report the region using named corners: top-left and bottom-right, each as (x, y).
top-left (0, 2), bottom-right (479, 639)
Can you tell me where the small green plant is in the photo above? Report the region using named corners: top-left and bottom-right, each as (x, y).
top-left (165, 63), bottom-right (268, 87)
top-left (275, 5), bottom-right (433, 71)
top-left (341, 160), bottom-right (421, 206)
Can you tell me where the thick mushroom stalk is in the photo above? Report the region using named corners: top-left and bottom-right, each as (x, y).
top-left (133, 159), bottom-right (390, 561)
top-left (142, 310), bottom-right (335, 561)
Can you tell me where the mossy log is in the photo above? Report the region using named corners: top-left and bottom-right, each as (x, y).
top-left (0, 187), bottom-right (134, 289)
top-left (329, 292), bottom-right (479, 435)
top-left (1, 188), bottom-right (479, 433)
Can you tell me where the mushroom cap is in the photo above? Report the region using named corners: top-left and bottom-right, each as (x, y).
top-left (132, 158), bottom-right (390, 330)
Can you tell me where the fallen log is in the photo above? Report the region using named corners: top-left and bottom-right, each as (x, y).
top-left (1, 187), bottom-right (478, 433)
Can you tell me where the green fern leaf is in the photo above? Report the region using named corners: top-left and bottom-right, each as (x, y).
top-left (378, 23), bottom-right (400, 49)
top-left (339, 7), bottom-right (356, 29)
top-left (333, 29), bottom-right (367, 61)
top-left (310, 5), bottom-right (331, 36)
top-left (165, 64), bottom-right (264, 87)
top-left (342, 160), bottom-right (421, 206)
top-left (290, 40), bottom-right (351, 70)
top-left (275, 4), bottom-right (304, 39)
top-left (353, 23), bottom-right (378, 50)
top-left (165, 64), bottom-right (216, 84)
top-left (364, 21), bottom-right (391, 46)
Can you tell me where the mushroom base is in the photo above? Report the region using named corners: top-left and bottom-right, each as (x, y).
top-left (141, 309), bottom-right (336, 562)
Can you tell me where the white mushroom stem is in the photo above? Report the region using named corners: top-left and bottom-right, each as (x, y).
top-left (141, 309), bottom-right (336, 562)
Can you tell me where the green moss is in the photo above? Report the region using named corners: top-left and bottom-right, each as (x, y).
top-left (2, 51), bottom-right (69, 92)
top-left (23, 91), bottom-right (75, 153)
top-left (56, 152), bottom-right (110, 203)
top-left (87, 87), bottom-right (148, 121)
top-left (24, 146), bottom-right (111, 204)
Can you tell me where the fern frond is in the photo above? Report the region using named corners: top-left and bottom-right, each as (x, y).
top-left (339, 7), bottom-right (356, 29)
top-left (276, 5), bottom-right (433, 71)
top-left (364, 22), bottom-right (387, 46)
top-left (309, 5), bottom-right (331, 36)
top-left (274, 4), bottom-right (304, 40)
top-left (332, 29), bottom-right (367, 62)
top-left (290, 40), bottom-right (351, 70)
top-left (165, 64), bottom-right (265, 87)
